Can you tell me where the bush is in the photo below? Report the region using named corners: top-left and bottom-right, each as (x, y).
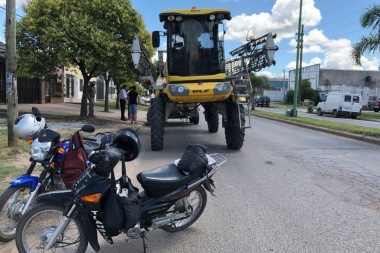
top-left (285, 90), bottom-right (294, 104)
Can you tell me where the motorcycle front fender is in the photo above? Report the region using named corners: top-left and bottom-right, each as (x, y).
top-left (86, 216), bottom-right (100, 252)
top-left (37, 190), bottom-right (73, 205)
top-left (10, 174), bottom-right (39, 190)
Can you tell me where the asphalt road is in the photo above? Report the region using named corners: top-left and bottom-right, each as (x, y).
top-left (3, 109), bottom-right (380, 253)
top-left (86, 114), bottom-right (380, 253)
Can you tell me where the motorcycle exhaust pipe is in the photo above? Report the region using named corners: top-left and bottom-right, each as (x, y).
top-left (150, 211), bottom-right (189, 229)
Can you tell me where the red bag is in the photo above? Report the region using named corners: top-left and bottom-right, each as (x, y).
top-left (60, 131), bottom-right (87, 189)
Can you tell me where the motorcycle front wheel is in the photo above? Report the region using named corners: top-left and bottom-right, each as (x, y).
top-left (161, 185), bottom-right (207, 232)
top-left (16, 203), bottom-right (88, 253)
top-left (0, 185), bottom-right (33, 242)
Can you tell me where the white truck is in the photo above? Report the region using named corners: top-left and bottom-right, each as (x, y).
top-left (317, 93), bottom-right (362, 119)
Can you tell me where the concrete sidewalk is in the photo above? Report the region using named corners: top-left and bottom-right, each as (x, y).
top-left (0, 102), bottom-right (148, 131)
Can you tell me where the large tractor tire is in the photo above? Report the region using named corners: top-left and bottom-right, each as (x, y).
top-left (204, 103), bottom-right (219, 133)
top-left (225, 103), bottom-right (245, 150)
top-left (150, 97), bottom-right (165, 151)
top-left (146, 108), bottom-right (151, 125)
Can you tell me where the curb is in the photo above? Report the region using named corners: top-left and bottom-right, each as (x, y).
top-left (252, 114), bottom-right (380, 146)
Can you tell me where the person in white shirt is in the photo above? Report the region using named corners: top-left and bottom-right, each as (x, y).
top-left (146, 89), bottom-right (155, 106)
top-left (119, 85), bottom-right (128, 121)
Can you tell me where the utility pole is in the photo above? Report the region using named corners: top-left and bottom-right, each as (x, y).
top-left (297, 24), bottom-right (304, 105)
top-left (292, 0), bottom-right (303, 117)
top-left (6, 0), bottom-right (18, 146)
top-left (283, 69), bottom-right (286, 102)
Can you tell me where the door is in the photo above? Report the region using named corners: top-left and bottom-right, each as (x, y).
top-left (319, 95), bottom-right (327, 112)
top-left (351, 95), bottom-right (361, 114)
top-left (342, 95), bottom-right (352, 113)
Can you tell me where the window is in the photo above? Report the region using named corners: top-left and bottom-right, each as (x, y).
top-left (321, 95), bottom-right (327, 102)
top-left (79, 79), bottom-right (83, 91)
top-left (353, 96), bottom-right (359, 103)
top-left (344, 95), bottom-right (351, 102)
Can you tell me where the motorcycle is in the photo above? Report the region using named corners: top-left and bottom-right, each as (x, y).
top-left (15, 134), bottom-right (226, 253)
top-left (307, 105), bottom-right (314, 114)
top-left (0, 107), bottom-right (109, 242)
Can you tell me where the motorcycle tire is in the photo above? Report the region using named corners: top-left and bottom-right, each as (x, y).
top-left (16, 203), bottom-right (88, 253)
top-left (0, 185), bottom-right (33, 242)
top-left (161, 186), bottom-right (207, 233)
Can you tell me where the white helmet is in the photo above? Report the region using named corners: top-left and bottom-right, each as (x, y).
top-left (13, 114), bottom-right (46, 141)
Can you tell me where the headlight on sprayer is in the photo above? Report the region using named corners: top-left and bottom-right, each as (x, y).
top-left (30, 139), bottom-right (52, 161)
top-left (168, 84), bottom-right (189, 96)
top-left (214, 82), bottom-right (231, 94)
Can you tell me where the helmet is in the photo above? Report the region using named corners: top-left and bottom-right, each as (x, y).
top-left (111, 128), bottom-right (141, 162)
top-left (13, 114), bottom-right (46, 141)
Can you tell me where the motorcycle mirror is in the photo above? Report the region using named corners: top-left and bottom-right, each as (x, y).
top-left (31, 107), bottom-right (42, 121)
top-left (81, 124), bottom-right (95, 133)
top-left (100, 135), bottom-right (107, 149)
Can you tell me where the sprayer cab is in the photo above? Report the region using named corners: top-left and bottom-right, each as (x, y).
top-left (152, 8), bottom-right (231, 79)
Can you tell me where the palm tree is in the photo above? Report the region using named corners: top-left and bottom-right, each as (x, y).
top-left (351, 4), bottom-right (380, 65)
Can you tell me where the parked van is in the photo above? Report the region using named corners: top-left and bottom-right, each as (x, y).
top-left (317, 93), bottom-right (362, 119)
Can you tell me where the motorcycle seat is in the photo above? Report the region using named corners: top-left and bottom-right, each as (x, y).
top-left (137, 163), bottom-right (202, 197)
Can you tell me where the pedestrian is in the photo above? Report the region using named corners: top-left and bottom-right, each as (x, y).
top-left (127, 86), bottom-right (132, 120)
top-left (88, 81), bottom-right (96, 117)
top-left (127, 85), bottom-right (140, 124)
top-left (119, 85), bottom-right (128, 121)
top-left (146, 89), bottom-right (155, 106)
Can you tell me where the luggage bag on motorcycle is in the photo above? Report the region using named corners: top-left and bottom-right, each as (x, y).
top-left (60, 131), bottom-right (87, 188)
top-left (103, 160), bottom-right (141, 236)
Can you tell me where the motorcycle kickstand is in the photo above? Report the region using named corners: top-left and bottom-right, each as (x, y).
top-left (141, 231), bottom-right (149, 253)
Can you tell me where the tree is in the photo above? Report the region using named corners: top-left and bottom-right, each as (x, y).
top-left (249, 73), bottom-right (270, 110)
top-left (17, 0), bottom-right (152, 117)
top-left (250, 73), bottom-right (270, 89)
top-left (351, 4), bottom-right (380, 65)
top-left (300, 79), bottom-right (314, 102)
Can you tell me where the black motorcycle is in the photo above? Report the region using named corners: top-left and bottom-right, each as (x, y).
top-left (15, 132), bottom-right (226, 253)
top-left (0, 107), bottom-right (103, 242)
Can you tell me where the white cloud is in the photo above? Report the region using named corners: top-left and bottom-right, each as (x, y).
top-left (225, 0), bottom-right (321, 43)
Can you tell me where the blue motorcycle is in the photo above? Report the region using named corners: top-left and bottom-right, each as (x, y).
top-left (0, 107), bottom-right (108, 242)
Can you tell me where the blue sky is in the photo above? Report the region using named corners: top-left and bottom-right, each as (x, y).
top-left (1, 0), bottom-right (379, 78)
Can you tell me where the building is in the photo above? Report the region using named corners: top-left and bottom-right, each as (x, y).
top-left (264, 78), bottom-right (289, 101)
top-left (289, 64), bottom-right (380, 107)
top-left (0, 40), bottom-right (116, 104)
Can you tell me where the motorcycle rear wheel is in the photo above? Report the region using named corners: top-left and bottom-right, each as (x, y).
top-left (0, 186), bottom-right (33, 242)
top-left (161, 186), bottom-right (207, 232)
top-left (16, 203), bottom-right (88, 253)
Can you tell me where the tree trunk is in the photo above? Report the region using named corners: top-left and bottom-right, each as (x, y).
top-left (104, 73), bottom-right (110, 112)
top-left (80, 79), bottom-right (90, 117)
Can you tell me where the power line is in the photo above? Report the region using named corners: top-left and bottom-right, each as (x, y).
top-left (0, 6), bottom-right (23, 18)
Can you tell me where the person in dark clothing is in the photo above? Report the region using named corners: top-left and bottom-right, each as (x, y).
top-left (119, 85), bottom-right (128, 121)
top-left (127, 86), bottom-right (140, 124)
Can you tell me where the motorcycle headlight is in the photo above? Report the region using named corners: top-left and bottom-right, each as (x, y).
top-left (30, 139), bottom-right (52, 161)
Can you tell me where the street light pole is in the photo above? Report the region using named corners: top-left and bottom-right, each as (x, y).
top-left (6, 0), bottom-right (18, 146)
top-left (292, 0), bottom-right (303, 117)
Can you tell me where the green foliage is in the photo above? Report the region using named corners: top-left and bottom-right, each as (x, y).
top-left (285, 90), bottom-right (294, 104)
top-left (351, 4), bottom-right (380, 65)
top-left (17, 0), bottom-right (154, 117)
top-left (300, 79), bottom-right (319, 103)
top-left (250, 73), bottom-right (270, 89)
